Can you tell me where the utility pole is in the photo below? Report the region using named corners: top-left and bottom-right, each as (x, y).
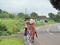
top-left (25, 8), bottom-right (27, 15)
top-left (25, 8), bottom-right (28, 18)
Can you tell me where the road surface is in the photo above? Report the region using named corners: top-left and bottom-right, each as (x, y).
top-left (36, 23), bottom-right (60, 45)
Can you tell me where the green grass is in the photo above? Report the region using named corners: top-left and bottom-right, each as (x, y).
top-left (44, 20), bottom-right (56, 26)
top-left (35, 20), bottom-right (56, 27)
top-left (0, 38), bottom-right (24, 45)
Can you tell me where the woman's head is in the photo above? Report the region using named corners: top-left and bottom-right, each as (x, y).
top-left (29, 18), bottom-right (35, 24)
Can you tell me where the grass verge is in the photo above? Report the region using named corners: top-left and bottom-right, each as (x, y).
top-left (0, 38), bottom-right (24, 45)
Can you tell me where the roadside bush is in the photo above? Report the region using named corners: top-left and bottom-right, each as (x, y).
top-left (0, 23), bottom-right (11, 36)
top-left (7, 31), bottom-right (11, 35)
top-left (0, 24), bottom-right (7, 31)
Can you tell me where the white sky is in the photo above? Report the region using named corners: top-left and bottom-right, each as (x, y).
top-left (0, 0), bottom-right (58, 17)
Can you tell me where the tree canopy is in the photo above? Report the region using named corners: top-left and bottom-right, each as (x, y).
top-left (30, 12), bottom-right (38, 19)
top-left (0, 9), bottom-right (15, 18)
top-left (50, 0), bottom-right (60, 10)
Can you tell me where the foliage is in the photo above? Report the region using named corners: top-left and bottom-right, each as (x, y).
top-left (0, 9), bottom-right (15, 18)
top-left (30, 12), bottom-right (38, 19)
top-left (0, 12), bottom-right (9, 18)
top-left (0, 9), bottom-right (2, 13)
top-left (9, 14), bottom-right (15, 18)
top-left (0, 22), bottom-right (12, 36)
top-left (48, 13), bottom-right (55, 20)
top-left (17, 13), bottom-right (25, 18)
top-left (0, 18), bottom-right (25, 33)
top-left (0, 23), bottom-right (7, 31)
top-left (50, 0), bottom-right (60, 10)
top-left (48, 12), bottom-right (60, 22)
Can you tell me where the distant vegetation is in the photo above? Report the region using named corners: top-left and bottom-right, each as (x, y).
top-left (0, 9), bottom-right (14, 18)
top-left (48, 12), bottom-right (60, 22)
top-left (0, 9), bottom-right (39, 19)
top-left (0, 9), bottom-right (58, 36)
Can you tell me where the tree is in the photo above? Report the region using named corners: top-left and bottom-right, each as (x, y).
top-left (24, 14), bottom-right (28, 18)
top-left (0, 9), bottom-right (2, 13)
top-left (56, 12), bottom-right (60, 22)
top-left (49, 0), bottom-right (60, 22)
top-left (57, 12), bottom-right (60, 15)
top-left (0, 9), bottom-right (10, 18)
top-left (9, 14), bottom-right (15, 18)
top-left (17, 13), bottom-right (25, 18)
top-left (30, 12), bottom-right (38, 19)
top-left (55, 15), bottom-right (60, 22)
top-left (48, 13), bottom-right (55, 20)
top-left (18, 13), bottom-right (24, 17)
top-left (50, 0), bottom-right (60, 10)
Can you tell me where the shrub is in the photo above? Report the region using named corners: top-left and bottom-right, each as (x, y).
top-left (0, 23), bottom-right (7, 31)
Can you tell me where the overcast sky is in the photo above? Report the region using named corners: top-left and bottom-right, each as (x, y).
top-left (0, 0), bottom-right (58, 17)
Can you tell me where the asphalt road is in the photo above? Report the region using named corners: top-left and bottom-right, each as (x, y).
top-left (36, 23), bottom-right (60, 45)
